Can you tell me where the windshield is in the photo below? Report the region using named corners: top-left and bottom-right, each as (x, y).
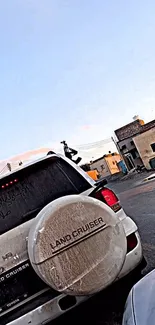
top-left (0, 157), bottom-right (91, 235)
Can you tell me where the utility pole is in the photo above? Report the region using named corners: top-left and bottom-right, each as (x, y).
top-left (111, 136), bottom-right (128, 172)
top-left (111, 136), bottom-right (121, 156)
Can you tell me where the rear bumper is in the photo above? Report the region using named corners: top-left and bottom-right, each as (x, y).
top-left (7, 294), bottom-right (88, 325)
top-left (7, 230), bottom-right (145, 325)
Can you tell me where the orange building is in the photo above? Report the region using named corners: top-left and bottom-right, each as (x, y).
top-left (87, 169), bottom-right (99, 181)
top-left (90, 153), bottom-right (122, 178)
top-left (104, 153), bottom-right (121, 175)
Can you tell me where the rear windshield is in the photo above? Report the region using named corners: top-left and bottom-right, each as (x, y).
top-left (0, 157), bottom-right (91, 235)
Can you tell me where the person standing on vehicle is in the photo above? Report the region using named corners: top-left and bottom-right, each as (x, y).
top-left (61, 141), bottom-right (82, 164)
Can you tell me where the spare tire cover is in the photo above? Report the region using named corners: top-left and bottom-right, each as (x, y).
top-left (28, 195), bottom-right (127, 296)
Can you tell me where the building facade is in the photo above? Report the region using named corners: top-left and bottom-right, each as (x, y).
top-left (90, 153), bottom-right (122, 177)
top-left (114, 119), bottom-right (155, 170)
top-left (133, 128), bottom-right (155, 169)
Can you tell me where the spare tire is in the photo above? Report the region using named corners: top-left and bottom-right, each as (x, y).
top-left (28, 195), bottom-right (127, 296)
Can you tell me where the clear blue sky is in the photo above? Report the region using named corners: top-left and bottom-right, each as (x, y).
top-left (0, 0), bottom-right (155, 160)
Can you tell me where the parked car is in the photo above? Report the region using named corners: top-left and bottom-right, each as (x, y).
top-left (0, 153), bottom-right (145, 325)
top-left (122, 269), bottom-right (155, 325)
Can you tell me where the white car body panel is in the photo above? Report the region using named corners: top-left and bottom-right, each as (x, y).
top-left (6, 210), bottom-right (143, 325)
top-left (0, 154), bottom-right (143, 325)
top-left (118, 231), bottom-right (142, 279)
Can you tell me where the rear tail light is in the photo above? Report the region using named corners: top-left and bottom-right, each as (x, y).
top-left (127, 233), bottom-right (138, 253)
top-left (94, 188), bottom-right (121, 212)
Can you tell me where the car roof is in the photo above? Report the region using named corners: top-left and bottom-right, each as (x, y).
top-left (0, 153), bottom-right (95, 187)
top-left (0, 153), bottom-right (59, 180)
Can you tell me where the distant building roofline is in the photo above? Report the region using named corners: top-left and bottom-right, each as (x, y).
top-left (90, 152), bottom-right (119, 164)
top-left (114, 119), bottom-right (143, 134)
top-left (115, 119), bottom-right (155, 142)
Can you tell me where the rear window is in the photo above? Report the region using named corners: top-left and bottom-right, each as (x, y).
top-left (0, 157), bottom-right (91, 235)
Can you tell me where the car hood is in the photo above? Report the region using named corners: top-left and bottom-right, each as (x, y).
top-left (123, 269), bottom-right (155, 325)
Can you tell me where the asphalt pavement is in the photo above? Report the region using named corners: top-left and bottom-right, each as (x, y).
top-left (52, 174), bottom-right (155, 325)
top-left (116, 177), bottom-right (155, 276)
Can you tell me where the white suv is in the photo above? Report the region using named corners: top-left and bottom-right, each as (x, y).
top-left (0, 153), bottom-right (145, 325)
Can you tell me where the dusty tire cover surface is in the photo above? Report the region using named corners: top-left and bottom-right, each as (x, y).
top-left (28, 195), bottom-right (127, 296)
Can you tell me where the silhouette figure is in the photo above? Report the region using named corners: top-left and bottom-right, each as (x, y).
top-left (61, 141), bottom-right (82, 164)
